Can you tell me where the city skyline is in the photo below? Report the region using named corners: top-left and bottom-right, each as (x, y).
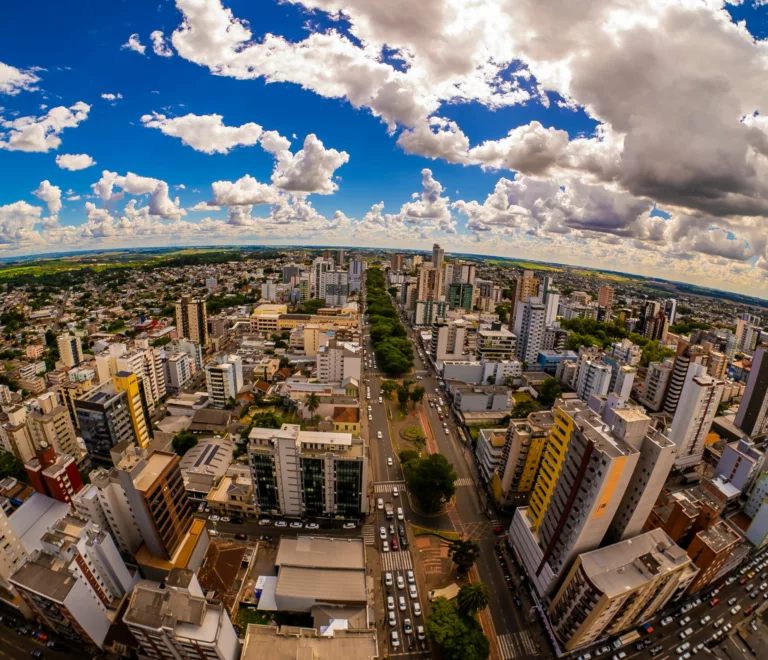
top-left (3, 0), bottom-right (768, 297)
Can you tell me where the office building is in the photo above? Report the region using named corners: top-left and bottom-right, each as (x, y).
top-left (639, 360), bottom-right (673, 412)
top-left (25, 443), bottom-right (84, 504)
top-left (248, 425), bottom-right (368, 518)
top-left (432, 243), bottom-right (444, 271)
top-left (668, 363), bottom-right (724, 467)
top-left (416, 263), bottom-right (443, 302)
top-left (663, 342), bottom-right (709, 415)
top-left (448, 283), bottom-right (474, 311)
top-left (477, 326), bottom-right (516, 361)
top-left (324, 269), bottom-right (349, 306)
top-left (10, 516), bottom-right (137, 649)
top-left (665, 298), bottom-right (678, 324)
top-left (735, 347), bottom-right (768, 437)
top-left (175, 295), bottom-right (209, 347)
top-left (312, 256), bottom-right (334, 299)
top-left (27, 391), bottom-right (81, 461)
top-left (75, 383), bottom-right (137, 468)
top-left (516, 300), bottom-right (546, 366)
top-left (549, 529), bottom-right (695, 651)
top-left (113, 371), bottom-right (151, 449)
top-left (205, 355), bottom-right (244, 408)
top-left (57, 333), bottom-right (83, 368)
top-left (597, 285), bottom-right (614, 309)
top-left (124, 569), bottom-right (239, 660)
top-left (604, 410), bottom-right (676, 543)
top-left (685, 521), bottom-right (741, 593)
top-left (431, 320), bottom-right (471, 363)
top-left (576, 360), bottom-right (611, 402)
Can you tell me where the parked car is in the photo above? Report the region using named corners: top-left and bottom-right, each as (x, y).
top-left (234, 533), bottom-right (247, 540)
top-left (220, 516), bottom-right (231, 523)
top-left (306, 522), bottom-right (319, 530)
top-left (289, 521), bottom-right (303, 529)
top-left (258, 519), bottom-right (271, 526)
top-left (377, 498), bottom-right (384, 510)
top-left (343, 522), bottom-right (357, 529)
top-left (274, 521), bottom-right (287, 528)
top-left (209, 515), bottom-right (220, 522)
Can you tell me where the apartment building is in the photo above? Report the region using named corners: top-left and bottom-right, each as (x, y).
top-left (549, 529), bottom-right (695, 651)
top-left (324, 269), bottom-right (349, 306)
top-left (663, 342), bottom-right (709, 416)
top-left (166, 338), bottom-right (203, 372)
top-left (516, 300), bottom-right (546, 366)
top-left (248, 425), bottom-right (369, 518)
top-left (452, 385), bottom-right (512, 413)
top-left (477, 326), bottom-right (516, 361)
top-left (124, 569), bottom-right (239, 660)
top-left (685, 521), bottom-right (741, 593)
top-left (164, 352), bottom-right (192, 391)
top-left (714, 438), bottom-right (764, 493)
top-left (735, 347), bottom-right (768, 437)
top-left (639, 360), bottom-right (673, 412)
top-left (317, 341), bottom-right (362, 384)
top-left (0, 405), bottom-right (36, 463)
top-left (97, 343), bottom-right (167, 411)
top-left (57, 333), bottom-right (83, 368)
top-left (416, 263), bottom-right (443, 302)
top-left (25, 443), bottom-right (84, 504)
top-left (414, 300), bottom-right (449, 326)
top-left (448, 283), bottom-right (474, 311)
top-left (476, 429), bottom-right (506, 484)
top-left (576, 360), bottom-right (611, 402)
top-left (75, 383), bottom-right (137, 468)
top-left (27, 391), bottom-right (81, 461)
top-left (205, 355), bottom-right (244, 408)
top-left (431, 320), bottom-right (471, 363)
top-left (113, 371), bottom-right (152, 449)
top-left (596, 285), bottom-right (614, 309)
top-left (175, 295), bottom-right (209, 346)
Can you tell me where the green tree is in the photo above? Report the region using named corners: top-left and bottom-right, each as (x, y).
top-left (397, 384), bottom-right (411, 411)
top-left (457, 582), bottom-right (491, 616)
top-left (306, 393), bottom-right (320, 420)
top-left (538, 378), bottom-right (562, 408)
top-left (388, 286), bottom-right (399, 297)
top-left (399, 449), bottom-right (421, 465)
top-left (380, 379), bottom-right (399, 398)
top-left (172, 430), bottom-right (198, 457)
top-left (405, 453), bottom-right (457, 513)
top-left (510, 399), bottom-right (539, 418)
top-left (448, 539), bottom-right (481, 574)
top-left (410, 385), bottom-right (425, 405)
top-left (252, 411), bottom-right (284, 429)
top-left (224, 396), bottom-right (237, 410)
top-left (426, 598), bottom-right (490, 660)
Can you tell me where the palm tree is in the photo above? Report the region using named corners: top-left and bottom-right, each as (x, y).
top-left (306, 393), bottom-right (320, 422)
top-left (457, 582), bottom-right (491, 616)
top-left (448, 539), bottom-right (481, 574)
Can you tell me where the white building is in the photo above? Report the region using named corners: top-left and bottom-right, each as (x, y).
top-left (166, 338), bottom-right (203, 372)
top-left (261, 281), bottom-right (278, 301)
top-left (639, 360), bottom-right (674, 412)
top-left (516, 300), bottom-right (546, 366)
top-left (349, 259), bottom-right (366, 292)
top-left (431, 320), bottom-right (471, 363)
top-left (205, 355), bottom-right (244, 408)
top-left (324, 270), bottom-right (350, 306)
top-left (57, 333), bottom-right (83, 368)
top-left (317, 342), bottom-right (362, 384)
top-left (164, 352), bottom-right (192, 392)
top-left (611, 338), bottom-right (642, 367)
top-left (476, 429), bottom-right (506, 484)
top-left (477, 326), bottom-right (516, 361)
top-left (613, 365), bottom-right (636, 399)
top-left (668, 363), bottom-right (724, 467)
top-left (576, 360), bottom-right (611, 402)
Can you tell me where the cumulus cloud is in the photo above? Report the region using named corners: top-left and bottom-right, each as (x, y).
top-left (189, 201), bottom-right (221, 212)
top-left (0, 102), bottom-right (90, 152)
top-left (101, 93), bottom-right (123, 102)
top-left (150, 30), bottom-right (174, 57)
top-left (55, 153), bottom-right (96, 171)
top-left (0, 61), bottom-right (40, 95)
top-left (211, 175), bottom-right (280, 206)
top-left (141, 112), bottom-right (263, 154)
top-left (0, 201), bottom-right (42, 245)
top-left (147, 181), bottom-right (186, 219)
top-left (121, 34), bottom-right (146, 55)
top-left (90, 170), bottom-right (186, 219)
top-left (33, 180), bottom-right (62, 217)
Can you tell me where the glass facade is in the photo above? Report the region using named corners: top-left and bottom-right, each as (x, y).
top-left (251, 452), bottom-right (279, 511)
top-left (301, 457), bottom-right (325, 516)
top-left (334, 459), bottom-right (363, 517)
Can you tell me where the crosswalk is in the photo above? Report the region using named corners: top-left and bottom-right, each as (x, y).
top-left (454, 477), bottom-right (475, 487)
top-left (497, 631), bottom-right (539, 659)
top-left (362, 524), bottom-right (376, 546)
top-left (380, 549), bottom-right (413, 571)
top-left (375, 482), bottom-right (407, 493)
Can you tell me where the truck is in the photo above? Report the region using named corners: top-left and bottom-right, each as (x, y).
top-left (384, 503), bottom-right (394, 519)
top-left (429, 583), bottom-right (460, 602)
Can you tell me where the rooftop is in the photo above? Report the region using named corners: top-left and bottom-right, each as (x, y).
top-left (276, 536), bottom-right (365, 571)
top-left (9, 551), bottom-right (78, 603)
top-left (276, 566), bottom-right (366, 604)
top-left (241, 625), bottom-right (378, 660)
top-left (696, 520), bottom-right (741, 553)
top-left (133, 452), bottom-right (175, 491)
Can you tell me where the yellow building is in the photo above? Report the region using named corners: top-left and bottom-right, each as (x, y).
top-left (333, 407), bottom-right (360, 436)
top-left (113, 371), bottom-right (151, 448)
top-left (304, 324), bottom-right (322, 357)
top-left (527, 399), bottom-right (587, 531)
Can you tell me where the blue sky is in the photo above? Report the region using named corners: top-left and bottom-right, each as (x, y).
top-left (2, 0), bottom-right (768, 296)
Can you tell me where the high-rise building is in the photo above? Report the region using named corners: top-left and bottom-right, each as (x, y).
top-left (25, 442), bottom-right (84, 504)
top-left (640, 300), bottom-right (661, 332)
top-left (113, 371), bottom-right (152, 449)
top-left (664, 298), bottom-right (678, 324)
top-left (324, 269), bottom-right (350, 306)
top-left (518, 270), bottom-right (540, 303)
top-left (597, 285), bottom-right (614, 309)
top-left (75, 383), bottom-right (137, 468)
top-left (27, 391), bottom-right (81, 461)
top-left (548, 529), bottom-right (695, 651)
top-left (663, 341), bottom-right (708, 415)
top-left (0, 405), bottom-right (36, 463)
top-left (163, 352), bottom-right (192, 392)
top-left (317, 341), bottom-right (362, 384)
top-left (334, 248), bottom-right (346, 267)
top-left (349, 259), bottom-right (366, 292)
top-left (735, 347), bottom-right (768, 437)
top-left (736, 317), bottom-right (762, 353)
top-left (477, 326), bottom-right (516, 361)
top-left (175, 295), bottom-right (209, 346)
top-left (639, 360), bottom-right (674, 412)
top-left (685, 521), bottom-right (741, 593)
top-left (431, 320), bottom-right (470, 362)
top-left (248, 425), bottom-right (368, 518)
top-left (416, 263), bottom-right (443, 302)
top-left (604, 410), bottom-right (676, 543)
top-left (124, 569), bottom-right (240, 660)
top-left (414, 300), bottom-right (449, 326)
top-left (668, 363), bottom-right (724, 467)
top-left (205, 355), bottom-right (244, 408)
top-left (432, 243), bottom-right (444, 271)
top-left (10, 515), bottom-right (137, 649)
top-left (57, 333), bottom-right (83, 368)
top-left (390, 254), bottom-right (405, 272)
top-left (707, 351), bottom-right (728, 380)
top-left (516, 300), bottom-right (546, 366)
top-left (312, 256), bottom-right (334, 299)
top-left (643, 310), bottom-right (669, 342)
top-left (448, 283), bottom-right (474, 311)
top-left (576, 360), bottom-right (612, 402)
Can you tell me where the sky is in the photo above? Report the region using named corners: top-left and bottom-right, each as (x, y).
top-left (3, 1), bottom-right (768, 296)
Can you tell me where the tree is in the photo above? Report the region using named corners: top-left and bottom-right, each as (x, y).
top-left (388, 286), bottom-right (399, 297)
top-left (457, 582), bottom-right (491, 616)
top-left (399, 449), bottom-right (420, 465)
top-left (306, 393), bottom-right (320, 420)
top-left (224, 396), bottom-right (237, 410)
top-left (410, 385), bottom-right (425, 405)
top-left (397, 384), bottom-right (411, 411)
top-left (510, 399), bottom-right (539, 418)
top-left (405, 454), bottom-right (457, 513)
top-left (252, 411), bottom-right (284, 429)
top-left (538, 378), bottom-right (562, 407)
top-left (172, 430), bottom-right (198, 457)
top-left (380, 379), bottom-right (399, 398)
top-left (45, 328), bottom-right (56, 346)
top-left (426, 598), bottom-right (490, 660)
top-left (448, 539), bottom-right (481, 574)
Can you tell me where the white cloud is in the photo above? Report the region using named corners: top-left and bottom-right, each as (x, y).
top-left (121, 34), bottom-right (146, 55)
top-left (148, 181), bottom-right (186, 219)
top-left (0, 61), bottom-right (40, 95)
top-left (33, 180), bottom-right (62, 216)
top-left (0, 102), bottom-right (91, 152)
top-left (263, 132), bottom-right (349, 194)
top-left (67, 195), bottom-right (81, 201)
top-left (100, 93), bottom-right (123, 102)
top-left (90, 170), bottom-right (185, 219)
top-left (141, 111), bottom-right (263, 154)
top-left (56, 153), bottom-right (96, 170)
top-left (0, 201), bottom-right (42, 245)
top-left (150, 30), bottom-right (174, 57)
top-left (189, 201), bottom-right (221, 212)
top-left (211, 175), bottom-right (280, 206)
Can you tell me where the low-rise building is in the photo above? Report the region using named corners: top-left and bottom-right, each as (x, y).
top-left (452, 384), bottom-right (512, 413)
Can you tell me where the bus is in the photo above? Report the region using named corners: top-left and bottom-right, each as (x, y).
top-left (613, 630), bottom-right (641, 649)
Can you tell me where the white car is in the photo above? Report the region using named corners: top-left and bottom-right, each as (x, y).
top-left (380, 526), bottom-right (388, 540)
top-left (378, 397), bottom-right (383, 404)
top-left (396, 575), bottom-right (405, 590)
top-left (289, 521), bottom-right (303, 529)
top-left (368, 414), bottom-right (372, 421)
top-left (258, 519), bottom-right (272, 526)
top-left (406, 570), bottom-right (415, 584)
top-left (700, 615), bottom-right (711, 626)
top-left (399, 596), bottom-right (407, 611)
top-left (220, 516), bottom-right (230, 523)
top-left (388, 611), bottom-right (397, 627)
top-left (306, 523), bottom-right (319, 530)
top-left (387, 596), bottom-right (395, 611)
top-left (409, 584), bottom-right (418, 599)
top-left (392, 487), bottom-right (399, 497)
top-left (388, 457), bottom-right (393, 466)
top-left (444, 427), bottom-right (450, 435)
top-left (403, 618), bottom-right (413, 635)
top-left (383, 541), bottom-right (390, 552)
top-left (377, 498), bottom-right (384, 510)
top-left (397, 507), bottom-right (404, 520)
top-left (391, 630), bottom-right (400, 648)
top-left (413, 601), bottom-right (421, 617)
top-left (275, 520), bottom-right (287, 528)
top-left (209, 515), bottom-right (220, 522)
top-left (377, 431), bottom-right (383, 439)
top-left (384, 572), bottom-right (393, 587)
top-left (417, 624), bottom-right (426, 640)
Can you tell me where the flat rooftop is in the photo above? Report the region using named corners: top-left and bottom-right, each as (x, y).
top-left (241, 625), bottom-right (378, 660)
top-left (133, 452), bottom-right (175, 491)
top-left (697, 521), bottom-right (741, 553)
top-left (276, 566), bottom-right (366, 604)
top-left (276, 536), bottom-right (365, 571)
top-left (10, 552), bottom-right (78, 603)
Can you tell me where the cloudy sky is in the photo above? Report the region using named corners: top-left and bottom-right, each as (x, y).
top-left (2, 0), bottom-right (768, 296)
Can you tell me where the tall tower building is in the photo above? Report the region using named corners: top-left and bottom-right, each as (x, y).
top-left (416, 263), bottom-right (443, 302)
top-left (175, 295), bottom-right (208, 346)
top-left (113, 371), bottom-right (151, 449)
top-left (432, 243), bottom-right (444, 271)
top-left (663, 341), bottom-right (708, 415)
top-left (668, 363), bottom-right (724, 467)
top-left (575, 361), bottom-right (612, 402)
top-left (516, 300), bottom-right (546, 365)
top-left (27, 391), bottom-right (81, 461)
top-left (205, 355), bottom-right (244, 408)
top-left (735, 347), bottom-right (768, 437)
top-left (312, 256), bottom-right (334, 299)
top-left (75, 383), bottom-right (137, 468)
top-left (664, 298), bottom-right (678, 324)
top-left (57, 333), bottom-right (83, 368)
top-left (597, 285), bottom-right (614, 309)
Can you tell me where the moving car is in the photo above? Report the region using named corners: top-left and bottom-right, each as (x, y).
top-left (387, 596), bottom-right (395, 611)
top-left (258, 519), bottom-right (271, 526)
top-left (391, 630), bottom-right (400, 648)
top-left (382, 541), bottom-right (390, 552)
top-left (387, 457), bottom-right (393, 466)
top-left (289, 521), bottom-right (303, 529)
top-left (380, 526), bottom-right (387, 540)
top-left (397, 507), bottom-right (404, 520)
top-left (384, 572), bottom-right (393, 587)
top-left (409, 584), bottom-right (418, 599)
top-left (377, 431), bottom-right (383, 439)
top-left (413, 602), bottom-right (421, 617)
top-left (406, 570), bottom-right (415, 584)
top-left (417, 625), bottom-right (426, 640)
top-left (388, 611), bottom-right (397, 627)
top-left (399, 596), bottom-right (407, 611)
top-left (377, 498), bottom-right (384, 510)
top-left (403, 618), bottom-right (413, 635)
top-left (392, 487), bottom-right (399, 497)
top-left (274, 520), bottom-right (287, 528)
top-left (342, 522), bottom-right (357, 529)
top-left (396, 575), bottom-right (405, 590)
